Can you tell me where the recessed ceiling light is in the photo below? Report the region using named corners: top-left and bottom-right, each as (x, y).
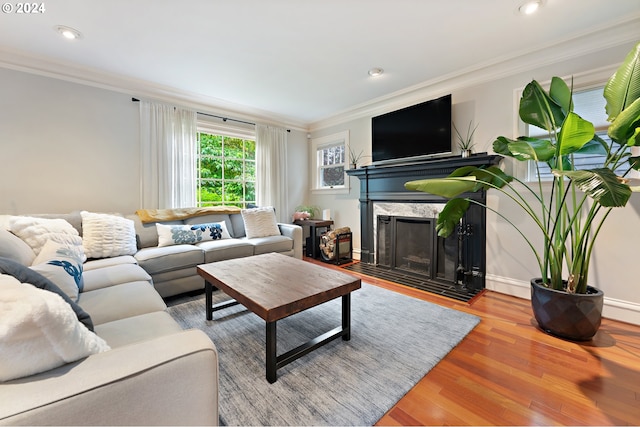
top-left (368, 67), bottom-right (384, 77)
top-left (55, 25), bottom-right (82, 40)
top-left (518, 0), bottom-right (542, 15)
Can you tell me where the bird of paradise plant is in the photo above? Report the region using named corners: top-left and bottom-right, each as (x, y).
top-left (405, 42), bottom-right (640, 295)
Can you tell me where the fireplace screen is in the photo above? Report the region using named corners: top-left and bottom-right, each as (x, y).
top-left (377, 215), bottom-right (458, 283)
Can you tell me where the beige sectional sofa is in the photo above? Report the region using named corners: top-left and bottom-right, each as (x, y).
top-left (127, 207), bottom-right (303, 297)
top-left (0, 247), bottom-right (219, 425)
top-left (0, 206), bottom-right (301, 425)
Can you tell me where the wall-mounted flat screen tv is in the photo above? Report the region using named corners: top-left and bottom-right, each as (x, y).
top-left (371, 94), bottom-right (452, 164)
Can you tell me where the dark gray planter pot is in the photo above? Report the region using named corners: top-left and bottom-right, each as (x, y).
top-left (530, 278), bottom-right (604, 341)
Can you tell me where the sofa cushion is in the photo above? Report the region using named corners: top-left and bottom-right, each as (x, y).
top-left (83, 255), bottom-right (138, 271)
top-left (7, 216), bottom-right (84, 257)
top-left (0, 274), bottom-right (110, 382)
top-left (197, 239), bottom-right (255, 263)
top-left (241, 206), bottom-right (280, 238)
top-left (134, 245), bottom-right (204, 275)
top-left (245, 235), bottom-right (294, 255)
top-left (0, 257), bottom-right (94, 331)
top-left (78, 281), bottom-right (166, 325)
top-left (30, 240), bottom-right (85, 301)
top-left (0, 228), bottom-right (36, 266)
top-left (81, 211), bottom-right (137, 259)
top-left (156, 222), bottom-right (231, 247)
top-left (229, 213), bottom-right (246, 238)
top-left (94, 311), bottom-right (183, 348)
top-left (82, 263), bottom-right (152, 292)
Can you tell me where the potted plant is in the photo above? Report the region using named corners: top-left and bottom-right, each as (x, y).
top-left (453, 120), bottom-right (479, 158)
top-left (348, 147), bottom-right (369, 169)
top-left (404, 42), bottom-right (640, 340)
top-left (295, 205), bottom-right (319, 219)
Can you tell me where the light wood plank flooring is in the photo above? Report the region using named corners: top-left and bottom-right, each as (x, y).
top-left (306, 258), bottom-right (640, 426)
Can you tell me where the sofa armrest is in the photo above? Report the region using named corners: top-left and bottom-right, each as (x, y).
top-left (278, 223), bottom-right (303, 259)
top-left (0, 330), bottom-right (218, 426)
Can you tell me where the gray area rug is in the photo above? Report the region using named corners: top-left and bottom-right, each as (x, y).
top-left (167, 283), bottom-right (480, 426)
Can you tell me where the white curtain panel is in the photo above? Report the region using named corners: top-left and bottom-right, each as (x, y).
top-left (256, 125), bottom-right (289, 222)
top-left (139, 101), bottom-right (197, 209)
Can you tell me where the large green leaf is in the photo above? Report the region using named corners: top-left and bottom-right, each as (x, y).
top-left (608, 97), bottom-right (640, 145)
top-left (436, 198), bottom-right (470, 238)
top-left (493, 136), bottom-right (516, 157)
top-left (555, 168), bottom-right (632, 207)
top-left (507, 137), bottom-right (556, 162)
top-left (404, 177), bottom-right (477, 199)
top-left (575, 134), bottom-right (608, 156)
top-left (519, 80), bottom-right (565, 131)
top-left (558, 112), bottom-right (595, 155)
top-left (549, 76), bottom-right (572, 114)
top-left (471, 166), bottom-right (513, 189)
top-left (605, 41), bottom-right (640, 121)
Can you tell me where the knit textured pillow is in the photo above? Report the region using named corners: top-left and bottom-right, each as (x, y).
top-left (81, 211), bottom-right (137, 259)
top-left (241, 207), bottom-right (280, 239)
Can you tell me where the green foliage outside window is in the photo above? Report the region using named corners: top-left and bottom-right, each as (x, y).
top-left (197, 132), bottom-right (256, 207)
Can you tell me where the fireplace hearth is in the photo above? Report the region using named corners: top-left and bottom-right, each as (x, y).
top-left (346, 153), bottom-right (501, 298)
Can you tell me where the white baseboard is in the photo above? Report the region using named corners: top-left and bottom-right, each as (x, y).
top-left (486, 274), bottom-right (640, 326)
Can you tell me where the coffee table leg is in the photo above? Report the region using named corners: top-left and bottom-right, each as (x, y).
top-left (342, 293), bottom-right (351, 341)
top-left (266, 321), bottom-right (277, 383)
top-left (205, 280), bottom-right (213, 321)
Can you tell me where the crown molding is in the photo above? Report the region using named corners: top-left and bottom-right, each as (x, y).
top-left (0, 47), bottom-right (309, 132)
top-left (309, 14), bottom-right (640, 132)
top-left (1, 12), bottom-right (638, 134)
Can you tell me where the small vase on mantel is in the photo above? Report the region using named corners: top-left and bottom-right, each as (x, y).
top-left (461, 149), bottom-right (472, 158)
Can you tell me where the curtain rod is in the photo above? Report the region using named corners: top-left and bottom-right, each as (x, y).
top-left (131, 98), bottom-right (289, 132)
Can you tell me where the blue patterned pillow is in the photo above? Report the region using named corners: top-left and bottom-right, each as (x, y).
top-left (30, 240), bottom-right (85, 301)
top-left (156, 222), bottom-right (231, 247)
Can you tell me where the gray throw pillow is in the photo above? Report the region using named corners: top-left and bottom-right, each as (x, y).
top-left (0, 257), bottom-right (94, 331)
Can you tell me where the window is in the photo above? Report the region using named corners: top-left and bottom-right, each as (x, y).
top-left (526, 85), bottom-right (631, 181)
top-left (311, 131), bottom-right (350, 192)
top-left (197, 130), bottom-right (256, 208)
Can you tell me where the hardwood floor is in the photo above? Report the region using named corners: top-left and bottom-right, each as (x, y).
top-left (306, 258), bottom-right (640, 426)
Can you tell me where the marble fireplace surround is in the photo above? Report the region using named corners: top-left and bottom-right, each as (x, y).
top-left (372, 202), bottom-right (445, 264)
top-left (347, 153), bottom-right (502, 289)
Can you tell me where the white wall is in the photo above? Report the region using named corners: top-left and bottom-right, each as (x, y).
top-left (308, 41), bottom-right (640, 325)
top-left (1, 68), bottom-right (140, 214)
top-left (0, 67), bottom-right (309, 220)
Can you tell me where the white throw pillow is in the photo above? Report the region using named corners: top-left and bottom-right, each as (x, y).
top-left (7, 216), bottom-right (83, 257)
top-left (30, 240), bottom-right (85, 301)
top-left (156, 222), bottom-right (231, 247)
top-left (241, 207), bottom-right (281, 239)
top-left (0, 274), bottom-right (110, 382)
top-left (81, 211), bottom-right (137, 259)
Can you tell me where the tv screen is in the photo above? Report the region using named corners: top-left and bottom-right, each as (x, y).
top-left (372, 94), bottom-right (452, 164)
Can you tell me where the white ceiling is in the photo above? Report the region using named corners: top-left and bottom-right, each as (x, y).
top-left (1, 0), bottom-right (639, 129)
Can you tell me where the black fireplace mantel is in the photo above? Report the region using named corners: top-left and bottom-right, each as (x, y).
top-left (346, 153), bottom-right (502, 289)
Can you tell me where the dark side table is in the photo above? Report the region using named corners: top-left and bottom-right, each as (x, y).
top-left (293, 219), bottom-right (333, 259)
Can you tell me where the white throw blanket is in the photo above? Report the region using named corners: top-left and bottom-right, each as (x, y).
top-left (0, 274), bottom-right (110, 382)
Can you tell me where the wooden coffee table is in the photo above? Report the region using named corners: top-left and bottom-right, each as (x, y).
top-left (197, 252), bottom-right (361, 383)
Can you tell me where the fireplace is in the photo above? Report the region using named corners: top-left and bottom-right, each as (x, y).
top-left (346, 153), bottom-right (501, 295)
top-left (377, 215), bottom-right (458, 283)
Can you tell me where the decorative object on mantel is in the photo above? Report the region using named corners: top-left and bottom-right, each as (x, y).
top-left (348, 146), bottom-right (369, 169)
top-left (453, 120), bottom-right (478, 158)
top-left (405, 42), bottom-right (640, 341)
